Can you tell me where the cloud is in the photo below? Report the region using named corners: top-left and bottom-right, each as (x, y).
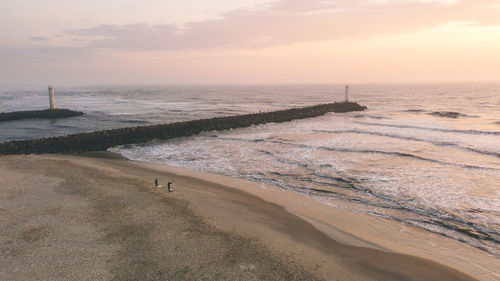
top-left (0, 46), bottom-right (95, 62)
top-left (54, 0), bottom-right (500, 51)
top-left (28, 36), bottom-right (49, 42)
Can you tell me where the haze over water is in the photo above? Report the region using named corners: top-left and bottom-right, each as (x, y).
top-left (1, 83), bottom-right (499, 258)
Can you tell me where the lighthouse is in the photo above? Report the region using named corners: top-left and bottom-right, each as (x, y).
top-left (48, 85), bottom-right (55, 109)
top-left (345, 85), bottom-right (349, 102)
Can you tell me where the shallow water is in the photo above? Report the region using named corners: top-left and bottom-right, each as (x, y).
top-left (1, 83), bottom-right (499, 257)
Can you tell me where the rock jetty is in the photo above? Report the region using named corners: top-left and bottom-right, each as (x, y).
top-left (0, 109), bottom-right (84, 122)
top-left (0, 102), bottom-right (366, 155)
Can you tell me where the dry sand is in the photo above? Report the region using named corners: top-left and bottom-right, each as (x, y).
top-left (0, 154), bottom-right (496, 280)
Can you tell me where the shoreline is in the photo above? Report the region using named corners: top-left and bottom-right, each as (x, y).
top-left (1, 154), bottom-right (497, 280)
top-left (115, 155), bottom-right (499, 281)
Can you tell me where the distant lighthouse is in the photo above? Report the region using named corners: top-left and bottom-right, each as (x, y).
top-left (48, 85), bottom-right (55, 109)
top-left (345, 85), bottom-right (349, 102)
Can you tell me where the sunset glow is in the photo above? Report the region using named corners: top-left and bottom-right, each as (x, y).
top-left (1, 0), bottom-right (500, 86)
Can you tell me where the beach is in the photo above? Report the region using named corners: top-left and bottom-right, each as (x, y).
top-left (3, 0), bottom-right (500, 279)
top-left (1, 153), bottom-right (497, 280)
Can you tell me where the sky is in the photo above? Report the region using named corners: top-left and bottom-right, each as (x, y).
top-left (1, 0), bottom-right (500, 86)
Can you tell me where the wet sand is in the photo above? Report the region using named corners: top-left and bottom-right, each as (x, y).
top-left (0, 154), bottom-right (494, 280)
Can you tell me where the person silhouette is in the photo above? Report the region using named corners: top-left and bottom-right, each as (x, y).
top-left (154, 179), bottom-right (162, 187)
top-left (167, 182), bottom-right (173, 192)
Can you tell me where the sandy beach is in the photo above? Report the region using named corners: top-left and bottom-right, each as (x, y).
top-left (0, 154), bottom-right (497, 281)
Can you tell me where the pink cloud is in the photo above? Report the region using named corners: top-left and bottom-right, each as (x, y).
top-left (58, 0), bottom-right (500, 50)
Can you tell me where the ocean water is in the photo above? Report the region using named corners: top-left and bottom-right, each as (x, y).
top-left (1, 84), bottom-right (499, 258)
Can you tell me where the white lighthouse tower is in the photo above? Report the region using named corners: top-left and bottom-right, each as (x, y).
top-left (345, 85), bottom-right (349, 102)
top-left (48, 85), bottom-right (55, 109)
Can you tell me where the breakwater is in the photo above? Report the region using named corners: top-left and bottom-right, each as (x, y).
top-left (0, 109), bottom-right (84, 122)
top-left (0, 102), bottom-right (366, 155)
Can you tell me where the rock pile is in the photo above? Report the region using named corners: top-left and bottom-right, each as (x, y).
top-left (0, 102), bottom-right (366, 155)
top-left (0, 109), bottom-right (84, 122)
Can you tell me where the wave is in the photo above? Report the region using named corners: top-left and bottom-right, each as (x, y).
top-left (319, 146), bottom-right (494, 170)
top-left (258, 150), bottom-right (406, 207)
top-left (256, 150), bottom-right (500, 255)
top-left (258, 150), bottom-right (494, 232)
top-left (351, 114), bottom-right (386, 120)
top-left (255, 138), bottom-right (496, 170)
top-left (428, 111), bottom-right (465, 118)
top-left (220, 136), bottom-right (497, 170)
top-left (314, 129), bottom-right (500, 158)
top-left (378, 215), bottom-right (499, 257)
top-left (405, 109), bottom-right (426, 113)
top-left (354, 121), bottom-right (500, 136)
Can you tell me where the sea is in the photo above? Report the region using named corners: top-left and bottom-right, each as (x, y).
top-left (1, 84), bottom-right (499, 258)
